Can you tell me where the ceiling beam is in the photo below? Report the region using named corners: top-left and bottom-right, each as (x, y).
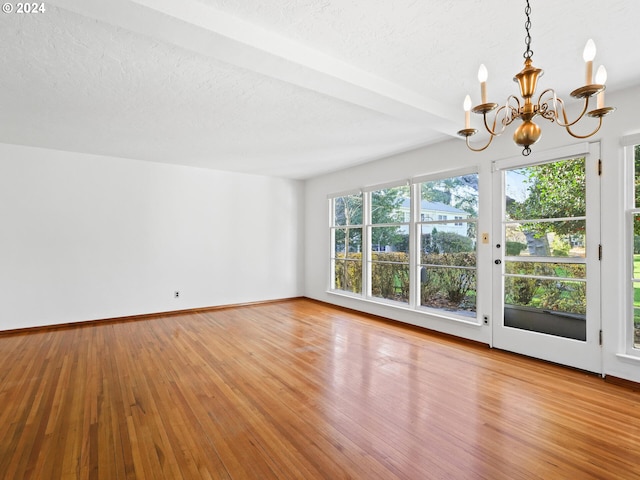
top-left (48, 0), bottom-right (460, 138)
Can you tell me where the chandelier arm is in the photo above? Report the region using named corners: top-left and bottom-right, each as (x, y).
top-left (465, 133), bottom-right (494, 152)
top-left (536, 89), bottom-right (558, 122)
top-left (504, 95), bottom-right (521, 126)
top-left (554, 96), bottom-right (591, 128)
top-left (504, 96), bottom-right (522, 126)
top-left (564, 116), bottom-right (604, 139)
top-left (506, 94), bottom-right (521, 110)
top-left (482, 105), bottom-right (513, 136)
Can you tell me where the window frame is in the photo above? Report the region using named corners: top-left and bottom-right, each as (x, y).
top-left (415, 172), bottom-right (479, 320)
top-left (327, 168), bottom-right (480, 325)
top-left (329, 191), bottom-right (364, 296)
top-left (367, 183), bottom-right (411, 306)
top-left (626, 140), bottom-right (640, 356)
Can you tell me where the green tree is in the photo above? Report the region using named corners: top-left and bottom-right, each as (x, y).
top-left (421, 175), bottom-right (479, 217)
top-left (371, 187), bottom-right (408, 252)
top-left (507, 157), bottom-right (585, 233)
top-left (334, 194), bottom-right (362, 254)
top-left (335, 194), bottom-right (362, 226)
top-left (432, 231), bottom-right (474, 253)
top-left (421, 175), bottom-right (478, 240)
top-left (506, 157), bottom-right (586, 256)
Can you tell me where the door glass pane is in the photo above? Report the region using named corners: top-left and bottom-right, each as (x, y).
top-left (504, 277), bottom-right (586, 313)
top-left (632, 200), bottom-right (640, 350)
top-left (503, 157), bottom-right (587, 341)
top-left (633, 282), bottom-right (640, 349)
top-left (506, 158), bottom-right (586, 220)
top-left (505, 221), bottom-right (585, 258)
top-left (506, 261), bottom-right (585, 278)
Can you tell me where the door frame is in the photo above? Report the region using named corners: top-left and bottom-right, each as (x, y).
top-left (491, 142), bottom-right (602, 374)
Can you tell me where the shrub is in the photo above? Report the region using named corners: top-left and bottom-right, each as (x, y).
top-left (334, 253), bottom-right (362, 293)
top-left (371, 252), bottom-right (409, 302)
top-left (429, 231), bottom-right (474, 253)
top-left (421, 252), bottom-right (476, 309)
top-left (539, 278), bottom-right (586, 314)
top-left (504, 262), bottom-right (539, 306)
top-left (506, 241), bottom-right (527, 256)
top-left (551, 235), bottom-right (571, 257)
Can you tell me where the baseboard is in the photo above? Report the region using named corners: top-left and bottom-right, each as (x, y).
top-left (604, 375), bottom-right (640, 392)
top-left (304, 297), bottom-right (489, 349)
top-left (0, 296), bottom-right (305, 336)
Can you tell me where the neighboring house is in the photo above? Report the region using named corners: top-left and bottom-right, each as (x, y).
top-left (398, 199), bottom-right (470, 236)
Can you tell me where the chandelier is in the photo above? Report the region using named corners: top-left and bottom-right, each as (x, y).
top-left (457, 0), bottom-right (615, 156)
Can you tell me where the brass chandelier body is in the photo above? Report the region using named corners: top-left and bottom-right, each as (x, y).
top-left (458, 0), bottom-right (615, 156)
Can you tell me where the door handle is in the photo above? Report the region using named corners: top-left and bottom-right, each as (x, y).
top-left (494, 259), bottom-right (502, 264)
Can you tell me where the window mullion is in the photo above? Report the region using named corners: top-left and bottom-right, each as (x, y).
top-left (363, 190), bottom-right (372, 299)
top-left (409, 183), bottom-right (419, 308)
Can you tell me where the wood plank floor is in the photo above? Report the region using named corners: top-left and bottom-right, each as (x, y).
top-left (1, 299), bottom-right (640, 479)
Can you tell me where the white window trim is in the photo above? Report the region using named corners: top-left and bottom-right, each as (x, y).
top-left (328, 171), bottom-right (481, 326)
top-left (625, 142), bottom-right (640, 357)
top-left (622, 133), bottom-right (640, 147)
top-left (492, 142), bottom-right (590, 172)
top-left (329, 193), bottom-right (364, 294)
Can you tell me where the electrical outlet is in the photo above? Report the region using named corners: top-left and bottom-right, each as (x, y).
top-left (483, 315), bottom-right (489, 325)
top-left (174, 291), bottom-right (180, 298)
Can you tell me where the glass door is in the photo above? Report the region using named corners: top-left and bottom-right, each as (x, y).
top-left (492, 144), bottom-right (602, 373)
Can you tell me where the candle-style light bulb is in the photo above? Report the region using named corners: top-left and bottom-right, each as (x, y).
top-left (478, 64), bottom-right (488, 103)
top-left (595, 65), bottom-right (607, 84)
top-left (583, 39), bottom-right (596, 84)
top-left (463, 95), bottom-right (472, 128)
top-left (595, 65), bottom-right (607, 108)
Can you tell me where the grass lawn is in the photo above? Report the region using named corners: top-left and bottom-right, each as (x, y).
top-left (635, 256), bottom-right (640, 347)
top-left (635, 255), bottom-right (640, 308)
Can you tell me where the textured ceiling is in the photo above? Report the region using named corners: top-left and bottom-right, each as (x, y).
top-left (2, 0), bottom-right (639, 179)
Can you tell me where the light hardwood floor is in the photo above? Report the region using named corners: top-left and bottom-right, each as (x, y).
top-left (1, 298), bottom-right (639, 479)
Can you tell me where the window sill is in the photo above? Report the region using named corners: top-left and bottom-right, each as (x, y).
top-left (615, 353), bottom-right (640, 365)
top-left (326, 290), bottom-right (482, 327)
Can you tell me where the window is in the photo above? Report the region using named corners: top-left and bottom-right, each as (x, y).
top-left (628, 143), bottom-right (640, 350)
top-left (331, 193), bottom-right (363, 294)
top-left (369, 185), bottom-right (410, 304)
top-left (328, 171), bottom-right (480, 323)
top-left (418, 174), bottom-right (478, 317)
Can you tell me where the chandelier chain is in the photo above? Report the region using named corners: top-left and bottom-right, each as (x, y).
top-left (523, 0), bottom-right (533, 59)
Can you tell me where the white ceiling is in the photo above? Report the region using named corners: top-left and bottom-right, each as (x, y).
top-left (2, 0), bottom-right (639, 179)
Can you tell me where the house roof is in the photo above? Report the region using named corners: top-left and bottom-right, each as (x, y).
top-left (399, 198), bottom-right (468, 215)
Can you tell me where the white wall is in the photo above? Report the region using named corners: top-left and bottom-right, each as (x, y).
top-left (305, 84), bottom-right (640, 383)
top-left (0, 143), bottom-right (304, 330)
